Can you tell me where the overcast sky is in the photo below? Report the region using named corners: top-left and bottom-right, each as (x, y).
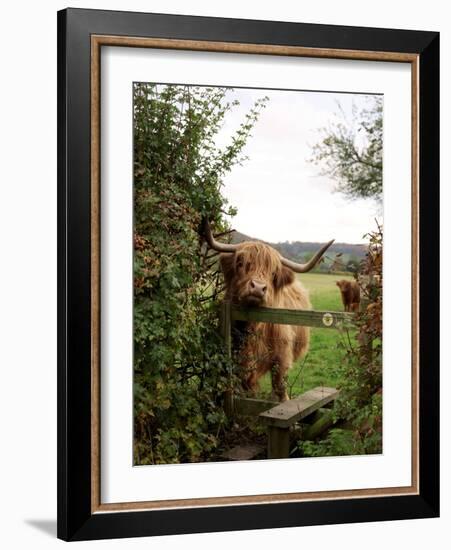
top-left (216, 88), bottom-right (382, 244)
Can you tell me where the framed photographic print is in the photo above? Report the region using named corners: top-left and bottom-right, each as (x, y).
top-left (57, 8), bottom-right (439, 541)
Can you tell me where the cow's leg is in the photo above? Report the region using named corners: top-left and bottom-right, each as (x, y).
top-left (270, 349), bottom-right (292, 402)
top-left (238, 335), bottom-right (258, 394)
top-left (271, 367), bottom-right (289, 402)
top-left (245, 360), bottom-right (272, 395)
top-left (243, 366), bottom-right (260, 394)
top-left (240, 327), bottom-right (272, 396)
top-left (340, 292), bottom-right (346, 312)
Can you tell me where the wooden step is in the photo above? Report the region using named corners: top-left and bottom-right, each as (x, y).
top-left (259, 386), bottom-right (339, 428)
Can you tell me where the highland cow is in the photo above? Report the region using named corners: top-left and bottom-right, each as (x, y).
top-left (204, 220), bottom-right (333, 402)
top-left (336, 279), bottom-right (360, 312)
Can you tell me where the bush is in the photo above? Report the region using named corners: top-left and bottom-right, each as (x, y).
top-left (133, 83), bottom-right (267, 464)
top-left (298, 225), bottom-right (383, 457)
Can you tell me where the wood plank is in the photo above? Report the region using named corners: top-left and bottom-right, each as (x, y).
top-left (234, 396), bottom-right (277, 416)
top-left (230, 305), bottom-right (354, 329)
top-left (259, 387), bottom-right (340, 428)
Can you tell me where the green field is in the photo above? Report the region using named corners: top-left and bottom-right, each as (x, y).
top-left (259, 272), bottom-right (355, 398)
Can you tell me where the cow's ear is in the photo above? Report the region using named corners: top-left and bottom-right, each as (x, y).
top-left (274, 266), bottom-right (294, 289)
top-left (219, 253), bottom-right (236, 285)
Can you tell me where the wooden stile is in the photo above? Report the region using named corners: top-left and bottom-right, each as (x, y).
top-left (260, 387), bottom-right (340, 459)
top-left (219, 301), bottom-right (350, 457)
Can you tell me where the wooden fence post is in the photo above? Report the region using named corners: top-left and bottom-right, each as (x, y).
top-left (219, 301), bottom-right (234, 417)
top-left (267, 426), bottom-right (290, 459)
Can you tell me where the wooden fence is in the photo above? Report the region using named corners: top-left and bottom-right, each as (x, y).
top-left (219, 301), bottom-right (356, 458)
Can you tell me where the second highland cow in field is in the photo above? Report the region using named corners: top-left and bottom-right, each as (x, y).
top-left (336, 279), bottom-right (360, 312)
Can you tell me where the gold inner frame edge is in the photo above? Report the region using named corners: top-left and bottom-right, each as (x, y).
top-left (90, 34), bottom-right (420, 514)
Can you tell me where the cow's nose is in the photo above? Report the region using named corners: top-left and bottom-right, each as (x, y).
top-left (250, 280), bottom-right (267, 297)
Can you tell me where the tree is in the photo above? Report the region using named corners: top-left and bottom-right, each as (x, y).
top-left (310, 96), bottom-right (383, 203)
top-left (133, 84), bottom-right (267, 464)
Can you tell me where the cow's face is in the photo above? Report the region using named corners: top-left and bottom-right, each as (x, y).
top-left (220, 242), bottom-right (294, 306)
top-left (336, 280), bottom-right (347, 292)
top-left (336, 280), bottom-right (351, 293)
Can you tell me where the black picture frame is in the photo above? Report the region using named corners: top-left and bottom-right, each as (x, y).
top-left (57, 7), bottom-right (439, 541)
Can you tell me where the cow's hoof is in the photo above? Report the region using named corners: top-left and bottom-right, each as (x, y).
top-left (272, 391), bottom-right (289, 402)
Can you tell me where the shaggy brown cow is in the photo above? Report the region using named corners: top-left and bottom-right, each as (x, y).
top-left (336, 279), bottom-right (360, 312)
top-left (204, 220), bottom-right (333, 402)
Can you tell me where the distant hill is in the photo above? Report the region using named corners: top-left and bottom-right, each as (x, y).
top-left (229, 230), bottom-right (367, 273)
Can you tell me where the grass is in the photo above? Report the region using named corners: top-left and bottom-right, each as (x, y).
top-left (258, 272), bottom-right (356, 398)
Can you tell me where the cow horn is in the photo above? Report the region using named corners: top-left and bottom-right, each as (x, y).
top-left (203, 218), bottom-right (239, 253)
top-left (281, 240), bottom-right (335, 273)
